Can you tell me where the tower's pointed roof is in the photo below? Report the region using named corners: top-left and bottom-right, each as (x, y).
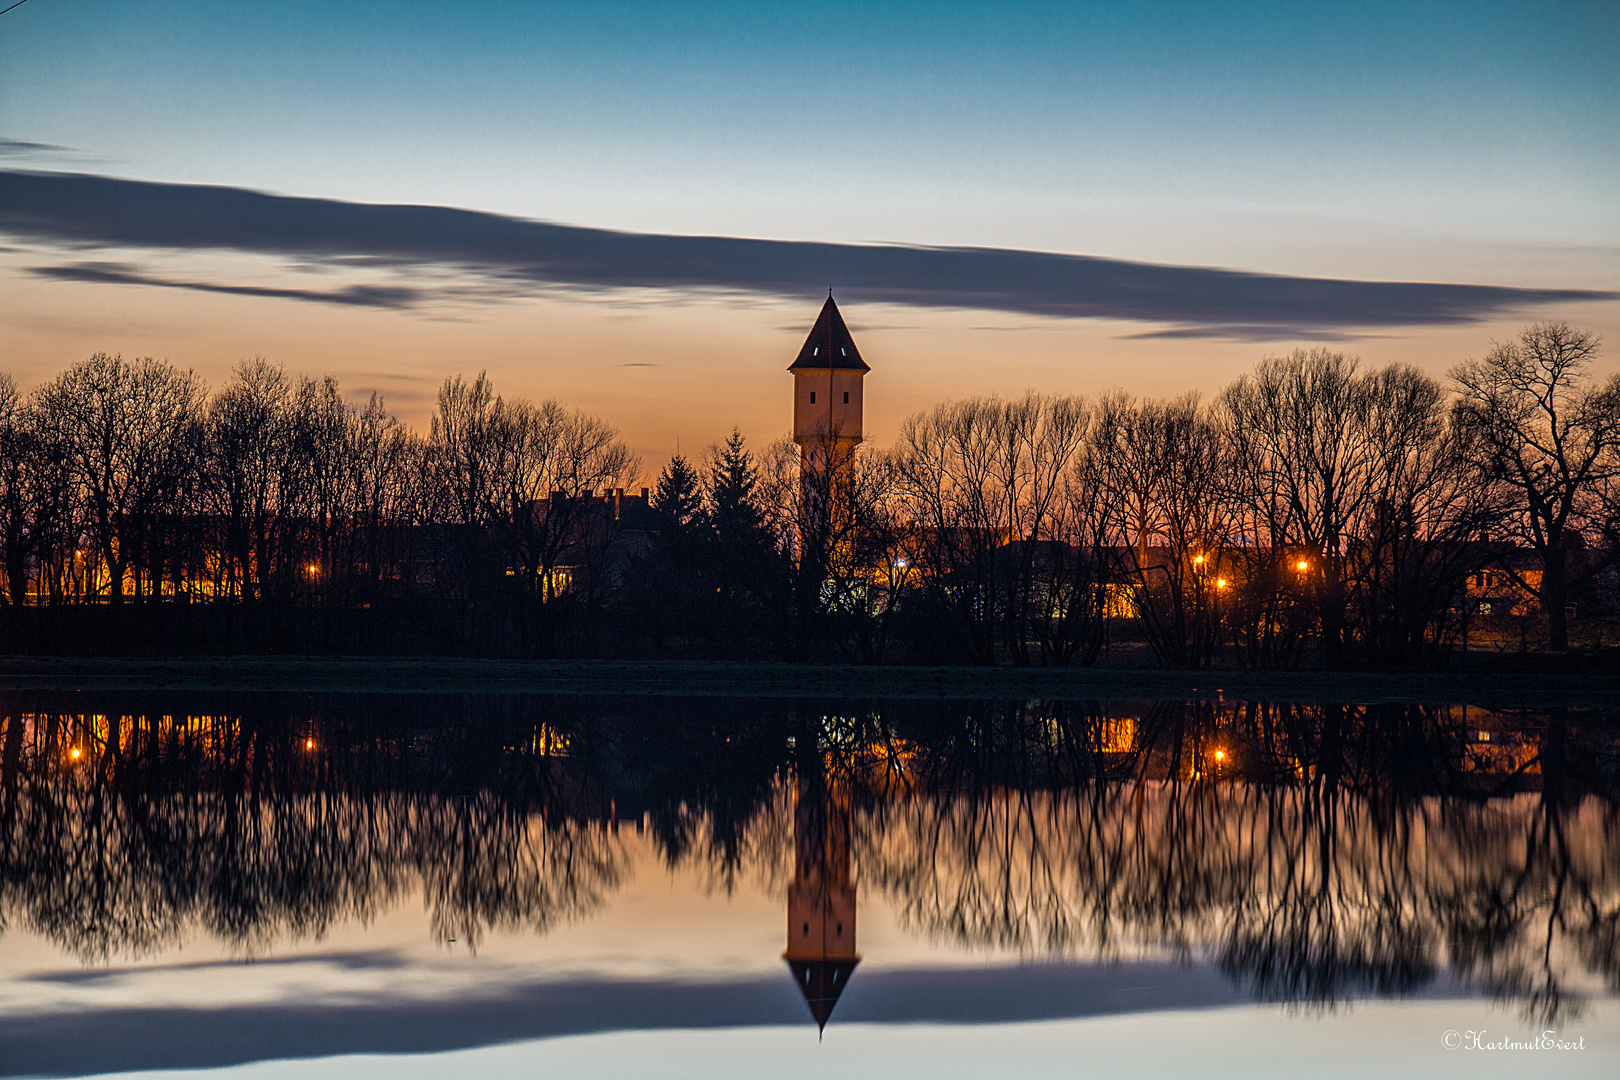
top-left (788, 294), bottom-right (869, 372)
top-left (784, 957), bottom-right (860, 1031)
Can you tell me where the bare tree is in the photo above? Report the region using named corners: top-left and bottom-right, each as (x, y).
top-left (200, 358), bottom-right (297, 602)
top-left (891, 394), bottom-right (1091, 664)
top-left (333, 393), bottom-right (427, 604)
top-left (1221, 350), bottom-right (1382, 668)
top-left (1091, 393), bottom-right (1233, 667)
top-left (756, 434), bottom-right (905, 661)
top-left (428, 372), bottom-right (637, 651)
top-left (1342, 365), bottom-right (1497, 666)
top-left (32, 354), bottom-right (206, 603)
top-left (1452, 323), bottom-right (1618, 651)
top-left (0, 375), bottom-right (35, 606)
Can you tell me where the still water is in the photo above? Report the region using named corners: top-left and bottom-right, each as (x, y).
top-left (0, 692), bottom-right (1616, 1078)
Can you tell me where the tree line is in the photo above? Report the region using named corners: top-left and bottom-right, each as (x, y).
top-left (0, 322), bottom-right (1614, 666)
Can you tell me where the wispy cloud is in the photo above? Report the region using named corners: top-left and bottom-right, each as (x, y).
top-left (2, 169), bottom-right (1611, 339)
top-left (0, 138), bottom-right (72, 156)
top-left (30, 261), bottom-right (422, 309)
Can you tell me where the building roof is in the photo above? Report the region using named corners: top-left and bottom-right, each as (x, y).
top-left (788, 295), bottom-right (869, 372)
top-left (784, 957), bottom-right (861, 1031)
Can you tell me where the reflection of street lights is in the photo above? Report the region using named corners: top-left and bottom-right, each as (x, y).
top-left (1296, 559), bottom-right (1309, 572)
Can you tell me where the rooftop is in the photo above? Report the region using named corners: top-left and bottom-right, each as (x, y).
top-left (788, 294), bottom-right (869, 373)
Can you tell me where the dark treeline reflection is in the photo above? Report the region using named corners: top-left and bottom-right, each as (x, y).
top-left (1, 694), bottom-right (1617, 1023)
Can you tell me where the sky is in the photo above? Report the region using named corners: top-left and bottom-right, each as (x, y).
top-left (1, 0), bottom-right (1617, 470)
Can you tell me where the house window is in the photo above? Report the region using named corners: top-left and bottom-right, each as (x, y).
top-left (843, 391), bottom-right (849, 404)
top-left (809, 391), bottom-right (816, 404)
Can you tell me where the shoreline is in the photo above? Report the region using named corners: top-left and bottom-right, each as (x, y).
top-left (0, 656), bottom-right (1614, 707)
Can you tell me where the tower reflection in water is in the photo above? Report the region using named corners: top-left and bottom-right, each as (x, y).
top-left (784, 767), bottom-right (859, 1030)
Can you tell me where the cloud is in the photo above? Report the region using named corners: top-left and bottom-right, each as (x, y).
top-left (2, 169), bottom-right (1611, 338)
top-left (29, 261), bottom-right (422, 308)
top-left (25, 948), bottom-right (412, 985)
top-left (0, 138), bottom-right (71, 156)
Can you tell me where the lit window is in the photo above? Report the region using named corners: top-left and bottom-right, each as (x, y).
top-left (810, 391), bottom-right (816, 404)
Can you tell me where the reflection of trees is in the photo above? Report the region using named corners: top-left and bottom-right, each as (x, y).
top-left (864, 785), bottom-right (1620, 1020)
top-left (853, 701), bottom-right (1620, 1023)
top-left (410, 795), bottom-right (621, 947)
top-left (1, 695), bottom-right (1616, 1025)
top-left (0, 708), bottom-right (625, 961)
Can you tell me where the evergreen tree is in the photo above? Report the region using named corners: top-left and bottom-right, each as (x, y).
top-left (706, 428), bottom-right (763, 539)
top-left (652, 453), bottom-right (703, 529)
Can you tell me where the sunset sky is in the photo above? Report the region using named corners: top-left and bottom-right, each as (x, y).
top-left (2, 0), bottom-right (1616, 470)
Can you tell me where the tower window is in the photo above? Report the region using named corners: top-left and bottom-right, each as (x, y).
top-left (840, 347), bottom-right (846, 355)
top-left (809, 392), bottom-right (816, 404)
top-left (812, 347), bottom-right (819, 356)
top-left (843, 391), bottom-right (849, 404)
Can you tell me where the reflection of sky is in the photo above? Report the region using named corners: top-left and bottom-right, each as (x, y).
top-left (2, 1), bottom-right (1617, 461)
top-left (115, 1007), bottom-right (1620, 1080)
top-left (4, 829), bottom-right (1614, 1078)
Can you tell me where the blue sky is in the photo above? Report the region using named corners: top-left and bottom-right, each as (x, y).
top-left (5, 1), bottom-right (1615, 262)
top-left (1, 1), bottom-right (1616, 459)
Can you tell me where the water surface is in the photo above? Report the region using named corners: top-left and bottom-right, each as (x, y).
top-left (1, 693), bottom-right (1616, 1077)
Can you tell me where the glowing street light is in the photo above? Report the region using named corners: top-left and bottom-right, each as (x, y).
top-left (1193, 555), bottom-right (1205, 565)
top-left (305, 738), bottom-right (315, 750)
top-left (69, 747), bottom-right (82, 760)
top-left (1213, 749), bottom-right (1226, 762)
top-left (1296, 560), bottom-right (1309, 571)
top-left (1215, 578), bottom-right (1228, 589)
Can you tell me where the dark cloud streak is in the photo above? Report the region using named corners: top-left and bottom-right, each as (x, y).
top-left (0, 138), bottom-right (71, 156)
top-left (30, 261), bottom-right (422, 308)
top-left (2, 169), bottom-right (1610, 337)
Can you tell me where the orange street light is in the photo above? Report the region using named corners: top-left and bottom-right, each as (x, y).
top-left (1215, 578), bottom-right (1228, 589)
top-left (69, 747), bottom-right (82, 760)
top-left (305, 738), bottom-right (315, 750)
top-left (1193, 555), bottom-right (1205, 565)
top-left (1296, 560), bottom-right (1309, 571)
top-left (1213, 749), bottom-right (1226, 762)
